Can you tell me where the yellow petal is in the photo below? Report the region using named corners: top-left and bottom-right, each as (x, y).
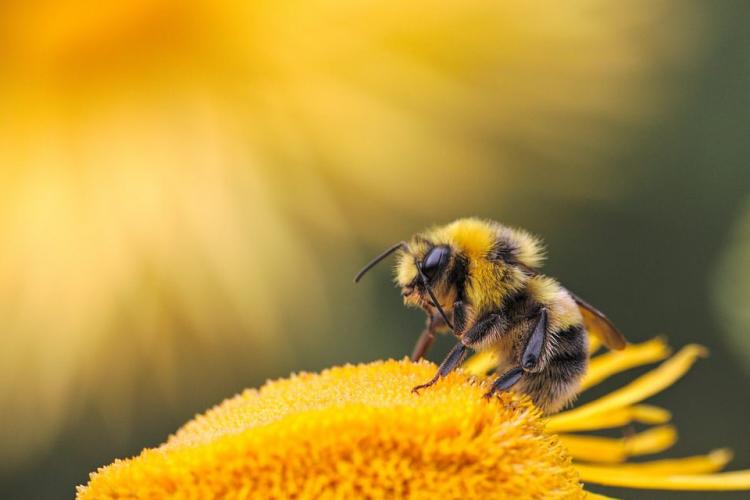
top-left (547, 404), bottom-right (671, 433)
top-left (578, 448), bottom-right (733, 476)
top-left (577, 466), bottom-right (750, 491)
top-left (581, 338), bottom-right (671, 391)
top-left (559, 425), bottom-right (677, 463)
top-left (549, 345), bottom-right (706, 431)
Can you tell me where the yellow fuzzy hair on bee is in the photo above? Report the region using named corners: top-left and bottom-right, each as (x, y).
top-left (428, 218), bottom-right (545, 268)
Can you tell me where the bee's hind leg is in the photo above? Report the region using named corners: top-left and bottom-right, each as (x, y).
top-left (521, 308), bottom-right (548, 372)
top-left (483, 367), bottom-right (524, 399)
top-left (484, 308), bottom-right (548, 399)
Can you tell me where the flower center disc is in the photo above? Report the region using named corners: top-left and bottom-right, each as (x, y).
top-left (78, 360), bottom-right (583, 499)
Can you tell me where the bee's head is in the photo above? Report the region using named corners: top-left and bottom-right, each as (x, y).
top-left (354, 238), bottom-right (464, 329)
top-left (395, 242), bottom-right (459, 309)
top-left (355, 219), bottom-right (542, 327)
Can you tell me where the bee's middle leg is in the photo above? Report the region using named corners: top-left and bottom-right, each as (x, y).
top-left (411, 309), bottom-right (498, 394)
top-left (411, 342), bottom-right (467, 393)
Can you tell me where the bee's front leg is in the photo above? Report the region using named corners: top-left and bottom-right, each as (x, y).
top-left (410, 313), bottom-right (441, 361)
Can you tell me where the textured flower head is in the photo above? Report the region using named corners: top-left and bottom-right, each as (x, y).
top-left (78, 360), bottom-right (582, 498)
top-left (78, 340), bottom-right (750, 498)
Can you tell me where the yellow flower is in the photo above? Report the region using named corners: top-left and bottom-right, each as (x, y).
top-left (78, 339), bottom-right (750, 498)
top-left (77, 360), bottom-right (582, 498)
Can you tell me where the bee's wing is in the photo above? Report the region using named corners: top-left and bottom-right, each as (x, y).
top-left (569, 292), bottom-right (627, 350)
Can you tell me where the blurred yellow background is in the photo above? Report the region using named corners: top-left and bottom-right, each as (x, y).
top-left (1, 1), bottom-right (748, 498)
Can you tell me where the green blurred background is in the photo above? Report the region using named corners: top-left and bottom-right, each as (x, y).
top-left (1, 1), bottom-right (749, 498)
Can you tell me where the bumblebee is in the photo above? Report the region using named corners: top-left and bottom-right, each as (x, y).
top-left (354, 218), bottom-right (626, 413)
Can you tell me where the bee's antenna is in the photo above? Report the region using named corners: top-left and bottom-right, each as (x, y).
top-left (353, 241), bottom-right (408, 283)
top-left (417, 262), bottom-right (454, 331)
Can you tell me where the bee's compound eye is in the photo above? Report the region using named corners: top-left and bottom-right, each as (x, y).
top-left (422, 246), bottom-right (449, 280)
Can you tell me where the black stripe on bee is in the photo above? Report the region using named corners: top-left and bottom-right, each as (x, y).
top-left (551, 324), bottom-right (587, 363)
top-left (487, 239), bottom-right (518, 264)
top-left (500, 288), bottom-right (541, 323)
